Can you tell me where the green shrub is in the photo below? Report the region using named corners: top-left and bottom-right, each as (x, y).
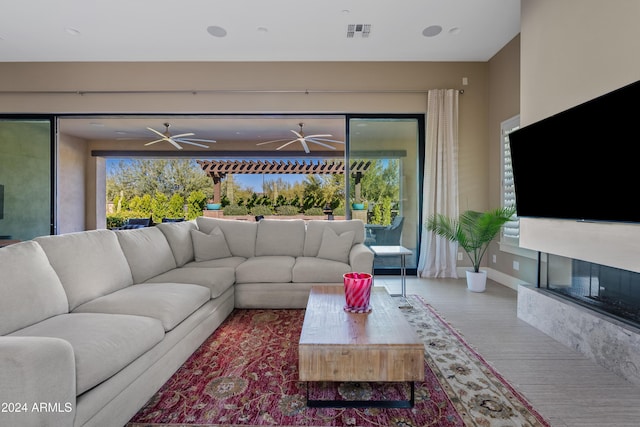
top-left (186, 190), bottom-right (207, 220)
top-left (107, 215), bottom-right (125, 229)
top-left (304, 207), bottom-right (324, 216)
top-left (333, 206), bottom-right (346, 216)
top-left (106, 211), bottom-right (150, 229)
top-left (276, 205), bottom-right (300, 216)
top-left (250, 205), bottom-right (273, 216)
top-left (223, 204), bottom-right (249, 215)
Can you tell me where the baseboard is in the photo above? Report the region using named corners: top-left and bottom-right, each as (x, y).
top-left (455, 267), bottom-right (528, 292)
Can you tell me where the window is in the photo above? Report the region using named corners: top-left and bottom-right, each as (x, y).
top-left (501, 115), bottom-right (520, 244)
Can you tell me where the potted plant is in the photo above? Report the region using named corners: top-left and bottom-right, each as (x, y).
top-left (206, 199), bottom-right (221, 210)
top-left (426, 207), bottom-right (516, 292)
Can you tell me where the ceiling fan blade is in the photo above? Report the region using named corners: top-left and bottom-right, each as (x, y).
top-left (146, 127), bottom-right (166, 138)
top-left (171, 132), bottom-right (195, 139)
top-left (291, 130), bottom-right (303, 138)
top-left (178, 138), bottom-right (217, 143)
top-left (305, 139), bottom-right (338, 150)
top-left (274, 139), bottom-right (299, 150)
top-left (299, 139), bottom-right (311, 154)
top-left (307, 137), bottom-right (345, 144)
top-left (174, 139), bottom-right (210, 148)
top-left (144, 138), bottom-right (165, 146)
top-left (167, 138), bottom-right (184, 150)
top-left (257, 138), bottom-right (292, 146)
top-left (305, 134), bottom-right (333, 138)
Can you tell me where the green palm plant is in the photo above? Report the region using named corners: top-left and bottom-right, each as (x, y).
top-left (426, 207), bottom-right (516, 273)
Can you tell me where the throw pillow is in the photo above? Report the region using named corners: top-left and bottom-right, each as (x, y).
top-left (316, 227), bottom-right (355, 263)
top-left (191, 227), bottom-right (232, 262)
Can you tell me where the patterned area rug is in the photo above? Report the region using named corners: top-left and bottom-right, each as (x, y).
top-left (127, 295), bottom-right (550, 427)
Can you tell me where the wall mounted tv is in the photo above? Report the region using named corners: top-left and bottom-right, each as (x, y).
top-left (508, 79), bottom-right (640, 223)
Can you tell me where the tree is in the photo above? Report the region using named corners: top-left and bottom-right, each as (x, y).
top-left (151, 192), bottom-right (169, 222)
top-left (168, 193), bottom-right (186, 219)
top-left (186, 190), bottom-right (207, 220)
top-left (353, 159), bottom-right (399, 203)
top-left (107, 159), bottom-right (213, 202)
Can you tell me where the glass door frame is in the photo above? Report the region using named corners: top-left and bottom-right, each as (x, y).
top-left (345, 113), bottom-right (425, 276)
top-left (0, 114), bottom-right (57, 237)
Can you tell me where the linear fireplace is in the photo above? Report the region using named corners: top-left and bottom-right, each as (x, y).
top-left (539, 253), bottom-right (640, 328)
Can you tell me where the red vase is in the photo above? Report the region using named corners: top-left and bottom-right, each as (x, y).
top-left (343, 272), bottom-right (373, 313)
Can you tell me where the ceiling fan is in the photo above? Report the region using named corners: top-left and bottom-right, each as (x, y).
top-left (144, 122), bottom-right (216, 150)
top-left (256, 122), bottom-right (344, 154)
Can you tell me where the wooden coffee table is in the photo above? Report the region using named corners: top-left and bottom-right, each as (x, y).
top-left (298, 285), bottom-right (424, 408)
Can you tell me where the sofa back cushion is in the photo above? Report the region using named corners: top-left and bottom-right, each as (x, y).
top-left (190, 228), bottom-right (232, 261)
top-left (303, 220), bottom-right (365, 257)
top-left (156, 220), bottom-right (197, 266)
top-left (34, 230), bottom-right (133, 311)
top-left (0, 241), bottom-right (69, 335)
top-left (116, 227), bottom-right (177, 283)
top-left (255, 219), bottom-right (306, 257)
top-left (196, 217), bottom-right (257, 258)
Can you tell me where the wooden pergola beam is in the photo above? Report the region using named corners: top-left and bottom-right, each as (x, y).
top-left (197, 159), bottom-right (371, 203)
top-left (197, 159), bottom-right (370, 179)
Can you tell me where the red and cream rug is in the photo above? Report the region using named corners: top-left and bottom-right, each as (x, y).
top-left (127, 295), bottom-right (550, 427)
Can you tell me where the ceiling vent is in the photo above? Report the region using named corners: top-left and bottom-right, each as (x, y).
top-left (347, 24), bottom-right (371, 38)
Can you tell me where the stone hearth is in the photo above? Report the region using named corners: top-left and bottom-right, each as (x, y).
top-left (517, 285), bottom-right (640, 386)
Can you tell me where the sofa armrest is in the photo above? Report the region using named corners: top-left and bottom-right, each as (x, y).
top-left (0, 336), bottom-right (76, 427)
top-left (349, 243), bottom-right (375, 274)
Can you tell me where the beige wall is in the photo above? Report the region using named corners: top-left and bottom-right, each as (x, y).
top-left (57, 133), bottom-right (87, 233)
top-left (519, 0), bottom-right (640, 272)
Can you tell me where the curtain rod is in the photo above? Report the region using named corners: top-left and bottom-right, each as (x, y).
top-left (0, 88), bottom-right (464, 95)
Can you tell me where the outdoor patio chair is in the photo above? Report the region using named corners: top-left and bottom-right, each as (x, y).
top-left (365, 216), bottom-right (404, 246)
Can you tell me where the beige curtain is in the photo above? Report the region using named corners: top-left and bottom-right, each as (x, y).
top-left (418, 89), bottom-right (459, 278)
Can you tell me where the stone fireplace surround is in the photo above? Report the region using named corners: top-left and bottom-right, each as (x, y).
top-left (517, 285), bottom-right (640, 386)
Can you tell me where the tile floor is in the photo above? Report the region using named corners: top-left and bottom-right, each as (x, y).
top-left (376, 275), bottom-right (640, 427)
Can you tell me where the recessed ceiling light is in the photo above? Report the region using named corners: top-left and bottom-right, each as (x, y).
top-left (422, 25), bottom-right (442, 37)
top-left (206, 26), bottom-right (227, 38)
top-left (449, 27), bottom-right (462, 35)
top-left (65, 27), bottom-right (81, 36)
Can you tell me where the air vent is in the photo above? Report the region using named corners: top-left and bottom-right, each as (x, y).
top-left (347, 24), bottom-right (371, 38)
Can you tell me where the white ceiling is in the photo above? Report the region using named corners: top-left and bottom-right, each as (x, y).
top-left (6, 1), bottom-right (520, 153)
top-left (0, 0), bottom-right (520, 62)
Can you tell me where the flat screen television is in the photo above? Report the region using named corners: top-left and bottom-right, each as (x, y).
top-left (508, 79), bottom-right (640, 223)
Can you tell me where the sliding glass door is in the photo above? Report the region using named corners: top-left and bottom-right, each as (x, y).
top-left (0, 117), bottom-right (54, 241)
top-left (347, 115), bottom-right (424, 274)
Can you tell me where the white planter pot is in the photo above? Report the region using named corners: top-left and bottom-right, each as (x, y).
top-left (466, 270), bottom-right (487, 293)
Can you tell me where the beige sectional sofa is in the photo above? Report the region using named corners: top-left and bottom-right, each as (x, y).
top-left (0, 217), bottom-right (373, 427)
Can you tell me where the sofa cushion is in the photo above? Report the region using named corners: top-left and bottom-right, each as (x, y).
top-left (10, 313), bottom-right (164, 395)
top-left (235, 256), bottom-right (296, 283)
top-left (0, 241), bottom-right (69, 335)
top-left (316, 227), bottom-right (355, 263)
top-left (35, 230), bottom-right (134, 311)
top-left (184, 256), bottom-right (247, 269)
top-left (116, 227), bottom-right (177, 284)
top-left (255, 219), bottom-right (305, 257)
top-left (292, 257), bottom-right (353, 283)
top-left (303, 220), bottom-right (365, 257)
top-left (72, 282), bottom-right (210, 331)
top-left (144, 267), bottom-right (236, 299)
top-left (156, 220), bottom-right (197, 266)
top-left (196, 217), bottom-right (257, 258)
top-left (191, 228), bottom-right (232, 261)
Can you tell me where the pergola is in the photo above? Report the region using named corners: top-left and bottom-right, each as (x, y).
top-left (197, 159), bottom-right (371, 203)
